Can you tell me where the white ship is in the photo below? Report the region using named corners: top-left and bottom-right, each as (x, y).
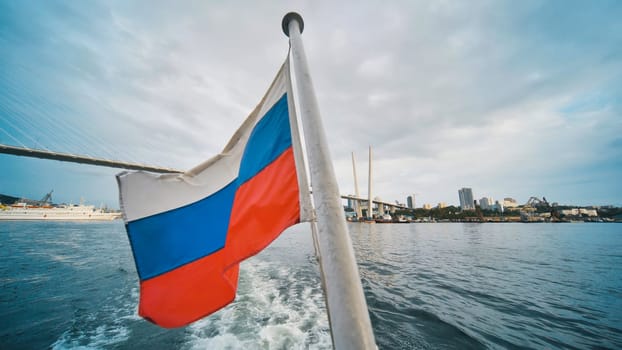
top-left (0, 191), bottom-right (121, 221)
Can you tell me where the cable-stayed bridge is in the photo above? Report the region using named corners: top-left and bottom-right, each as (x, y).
top-left (1, 143), bottom-right (405, 215)
top-left (341, 194), bottom-right (407, 214)
top-left (0, 144), bottom-right (180, 174)
top-left (347, 147), bottom-right (407, 218)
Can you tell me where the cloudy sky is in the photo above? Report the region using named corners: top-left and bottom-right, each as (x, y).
top-left (1, 0), bottom-right (621, 208)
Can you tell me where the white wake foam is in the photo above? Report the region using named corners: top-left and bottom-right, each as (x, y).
top-left (184, 257), bottom-right (331, 349)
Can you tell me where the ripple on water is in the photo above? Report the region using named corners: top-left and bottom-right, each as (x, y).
top-left (1, 221), bottom-right (621, 349)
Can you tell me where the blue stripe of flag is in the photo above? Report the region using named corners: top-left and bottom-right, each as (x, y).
top-left (237, 94), bottom-right (291, 185)
top-left (127, 180), bottom-right (236, 280)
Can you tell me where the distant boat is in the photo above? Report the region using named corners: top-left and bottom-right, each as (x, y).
top-left (374, 214), bottom-right (393, 224)
top-left (0, 202), bottom-right (121, 221)
top-left (0, 191), bottom-right (121, 221)
top-left (395, 215), bottom-right (409, 223)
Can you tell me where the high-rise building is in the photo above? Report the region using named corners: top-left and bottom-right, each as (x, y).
top-left (458, 188), bottom-right (475, 210)
top-left (407, 195), bottom-right (415, 209)
top-left (479, 197), bottom-right (493, 210)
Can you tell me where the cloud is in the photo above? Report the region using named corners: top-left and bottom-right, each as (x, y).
top-left (1, 0), bottom-right (621, 207)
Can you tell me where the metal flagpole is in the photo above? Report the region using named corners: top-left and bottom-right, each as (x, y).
top-left (368, 145), bottom-right (373, 219)
top-left (282, 12), bottom-right (377, 349)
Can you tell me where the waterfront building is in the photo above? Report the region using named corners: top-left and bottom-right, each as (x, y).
top-left (503, 198), bottom-right (518, 207)
top-left (560, 208), bottom-right (598, 217)
top-left (423, 203), bottom-right (432, 210)
top-left (580, 209), bottom-right (598, 216)
top-left (407, 195), bottom-right (415, 209)
top-left (458, 188), bottom-right (475, 210)
top-left (437, 202), bottom-right (447, 209)
top-left (561, 209), bottom-right (579, 216)
top-left (479, 197), bottom-right (493, 210)
top-left (492, 200), bottom-right (504, 213)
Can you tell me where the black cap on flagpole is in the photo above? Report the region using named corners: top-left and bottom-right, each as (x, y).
top-left (282, 12), bottom-right (304, 37)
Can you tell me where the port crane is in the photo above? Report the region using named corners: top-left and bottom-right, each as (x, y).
top-left (525, 196), bottom-right (550, 208)
top-left (39, 190), bottom-right (53, 205)
top-left (523, 196), bottom-right (560, 221)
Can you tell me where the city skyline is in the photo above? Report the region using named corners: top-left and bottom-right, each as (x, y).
top-left (345, 186), bottom-right (610, 211)
top-left (1, 1), bottom-right (621, 208)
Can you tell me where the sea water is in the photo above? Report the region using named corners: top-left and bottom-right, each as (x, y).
top-left (0, 221), bottom-right (620, 349)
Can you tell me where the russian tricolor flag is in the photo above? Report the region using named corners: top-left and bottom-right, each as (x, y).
top-left (117, 61), bottom-right (312, 328)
